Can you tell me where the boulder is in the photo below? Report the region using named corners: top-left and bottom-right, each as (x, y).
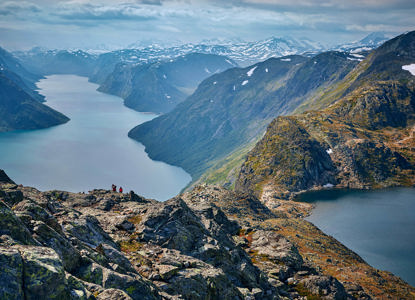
top-left (0, 247), bottom-right (24, 299)
top-left (299, 275), bottom-right (348, 300)
top-left (32, 221), bottom-right (82, 272)
top-left (64, 215), bottom-right (118, 249)
top-left (102, 268), bottom-right (159, 300)
top-left (17, 245), bottom-right (71, 300)
top-left (13, 200), bottom-right (62, 233)
top-left (251, 230), bottom-right (304, 270)
top-left (96, 288), bottom-right (133, 300)
top-left (97, 243), bottom-right (135, 273)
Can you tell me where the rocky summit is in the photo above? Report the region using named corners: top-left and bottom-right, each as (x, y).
top-left (0, 171), bottom-right (414, 299)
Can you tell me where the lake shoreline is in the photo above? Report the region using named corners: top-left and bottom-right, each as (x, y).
top-left (300, 187), bottom-right (415, 287)
top-left (0, 74), bottom-right (191, 201)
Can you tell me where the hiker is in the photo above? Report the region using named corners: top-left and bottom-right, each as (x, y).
top-left (112, 184), bottom-right (116, 192)
top-left (119, 186), bottom-right (123, 193)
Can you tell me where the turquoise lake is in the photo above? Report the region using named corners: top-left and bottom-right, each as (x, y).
top-left (0, 75), bottom-right (191, 201)
top-left (303, 188), bottom-right (415, 286)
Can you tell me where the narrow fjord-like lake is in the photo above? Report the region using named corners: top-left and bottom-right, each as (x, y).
top-left (0, 75), bottom-right (191, 200)
top-left (303, 188), bottom-right (415, 286)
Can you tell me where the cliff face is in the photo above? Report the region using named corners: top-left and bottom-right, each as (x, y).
top-left (235, 31), bottom-right (415, 202)
top-left (1, 173), bottom-right (413, 299)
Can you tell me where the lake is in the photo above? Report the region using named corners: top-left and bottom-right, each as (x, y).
top-left (303, 188), bottom-right (415, 286)
top-left (0, 75), bottom-right (191, 201)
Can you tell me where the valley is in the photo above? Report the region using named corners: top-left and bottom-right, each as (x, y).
top-left (0, 29), bottom-right (414, 300)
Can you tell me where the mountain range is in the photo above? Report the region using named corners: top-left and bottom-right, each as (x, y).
top-left (98, 53), bottom-right (238, 113)
top-left (129, 50), bottom-right (365, 181)
top-left (236, 30), bottom-right (415, 202)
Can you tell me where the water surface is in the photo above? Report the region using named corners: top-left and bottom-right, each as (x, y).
top-left (303, 188), bottom-right (415, 286)
top-left (0, 75), bottom-right (191, 200)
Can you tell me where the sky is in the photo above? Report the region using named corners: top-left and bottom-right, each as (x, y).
top-left (0, 0), bottom-right (414, 50)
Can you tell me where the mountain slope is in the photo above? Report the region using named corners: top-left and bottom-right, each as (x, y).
top-left (235, 31), bottom-right (415, 202)
top-left (98, 53), bottom-right (237, 113)
top-left (0, 73), bottom-right (69, 132)
top-left (0, 47), bottom-right (44, 102)
top-left (129, 52), bottom-right (360, 181)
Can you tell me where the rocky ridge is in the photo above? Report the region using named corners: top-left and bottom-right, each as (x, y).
top-left (1, 171), bottom-right (414, 299)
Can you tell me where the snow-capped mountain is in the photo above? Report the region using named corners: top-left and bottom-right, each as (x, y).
top-left (332, 32), bottom-right (390, 53)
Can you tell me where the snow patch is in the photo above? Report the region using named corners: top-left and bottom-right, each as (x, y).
top-left (281, 58), bottom-right (291, 62)
top-left (205, 67), bottom-right (211, 73)
top-left (163, 74), bottom-right (167, 79)
top-left (313, 61), bottom-right (317, 64)
top-left (347, 57), bottom-right (363, 61)
top-left (213, 81), bottom-right (217, 85)
top-left (247, 66), bottom-right (257, 77)
top-left (326, 148), bottom-right (333, 154)
top-left (165, 94), bottom-right (171, 99)
top-left (241, 80), bottom-right (249, 86)
top-left (233, 85), bottom-right (236, 91)
top-left (323, 183), bottom-right (334, 188)
top-left (351, 53), bottom-right (364, 58)
top-left (402, 64), bottom-right (415, 76)
top-left (225, 59), bottom-right (233, 65)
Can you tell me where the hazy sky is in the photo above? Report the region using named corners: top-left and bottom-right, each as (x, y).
top-left (0, 0), bottom-right (414, 50)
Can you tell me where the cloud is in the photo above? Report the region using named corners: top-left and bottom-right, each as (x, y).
top-left (0, 0), bottom-right (413, 50)
top-left (54, 3), bottom-right (159, 21)
top-left (0, 1), bottom-right (41, 15)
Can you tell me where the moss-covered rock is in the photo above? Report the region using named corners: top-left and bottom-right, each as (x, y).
top-left (32, 221), bottom-right (82, 273)
top-left (0, 201), bottom-right (37, 245)
top-left (0, 247), bottom-right (24, 300)
top-left (17, 245), bottom-right (71, 300)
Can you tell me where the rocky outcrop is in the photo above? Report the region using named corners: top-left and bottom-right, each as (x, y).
top-left (0, 176), bottom-right (413, 299)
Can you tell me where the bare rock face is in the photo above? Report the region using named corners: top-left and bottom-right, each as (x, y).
top-left (4, 173), bottom-right (411, 299)
top-left (299, 275), bottom-right (348, 300)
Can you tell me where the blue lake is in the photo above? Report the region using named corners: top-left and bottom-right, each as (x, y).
top-left (303, 188), bottom-right (415, 286)
top-left (0, 75), bottom-right (191, 201)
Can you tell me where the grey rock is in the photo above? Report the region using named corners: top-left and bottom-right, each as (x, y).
top-left (0, 246), bottom-right (24, 300)
top-left (96, 288), bottom-right (133, 300)
top-left (32, 221), bottom-right (82, 272)
top-left (102, 268), bottom-right (159, 300)
top-left (299, 275), bottom-right (348, 300)
top-left (64, 215), bottom-right (118, 249)
top-left (17, 245), bottom-right (71, 300)
top-left (0, 201), bottom-right (37, 245)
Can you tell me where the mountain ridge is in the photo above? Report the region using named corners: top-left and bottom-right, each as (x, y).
top-left (235, 31), bottom-right (415, 203)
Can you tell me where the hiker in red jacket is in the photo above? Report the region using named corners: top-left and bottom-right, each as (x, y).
top-left (119, 186), bottom-right (123, 193)
top-left (112, 184), bottom-right (116, 192)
